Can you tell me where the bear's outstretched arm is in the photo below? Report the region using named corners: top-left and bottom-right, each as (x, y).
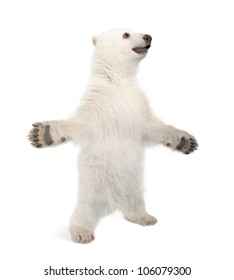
top-left (28, 119), bottom-right (88, 148)
top-left (142, 114), bottom-right (198, 154)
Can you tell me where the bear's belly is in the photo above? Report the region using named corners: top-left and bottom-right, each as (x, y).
top-left (79, 140), bottom-right (144, 196)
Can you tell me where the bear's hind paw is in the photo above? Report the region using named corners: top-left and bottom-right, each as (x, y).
top-left (70, 226), bottom-right (95, 244)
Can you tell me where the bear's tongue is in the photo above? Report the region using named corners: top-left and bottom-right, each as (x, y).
top-left (132, 45), bottom-right (151, 54)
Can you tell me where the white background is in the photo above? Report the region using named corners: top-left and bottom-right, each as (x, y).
top-left (0, 0), bottom-right (234, 279)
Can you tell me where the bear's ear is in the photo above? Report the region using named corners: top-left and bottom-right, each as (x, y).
top-left (92, 36), bottom-right (97, 46)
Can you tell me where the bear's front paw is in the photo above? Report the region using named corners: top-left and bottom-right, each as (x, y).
top-left (176, 136), bottom-right (198, 155)
top-left (28, 123), bottom-right (54, 148)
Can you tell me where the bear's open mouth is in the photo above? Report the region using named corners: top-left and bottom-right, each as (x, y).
top-left (132, 45), bottom-right (151, 54)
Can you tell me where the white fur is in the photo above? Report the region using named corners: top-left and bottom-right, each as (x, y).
top-left (29, 29), bottom-right (197, 243)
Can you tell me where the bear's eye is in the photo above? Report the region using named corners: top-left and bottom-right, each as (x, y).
top-left (123, 33), bottom-right (130, 39)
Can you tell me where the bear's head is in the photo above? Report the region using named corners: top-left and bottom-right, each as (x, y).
top-left (92, 29), bottom-right (152, 77)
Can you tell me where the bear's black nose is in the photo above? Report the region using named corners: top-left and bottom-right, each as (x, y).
top-left (143, 34), bottom-right (152, 42)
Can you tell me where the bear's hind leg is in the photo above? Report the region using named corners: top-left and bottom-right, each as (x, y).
top-left (120, 195), bottom-right (157, 226)
top-left (70, 196), bottom-right (114, 243)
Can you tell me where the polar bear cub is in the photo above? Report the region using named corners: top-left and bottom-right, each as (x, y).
top-left (28, 28), bottom-right (198, 243)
